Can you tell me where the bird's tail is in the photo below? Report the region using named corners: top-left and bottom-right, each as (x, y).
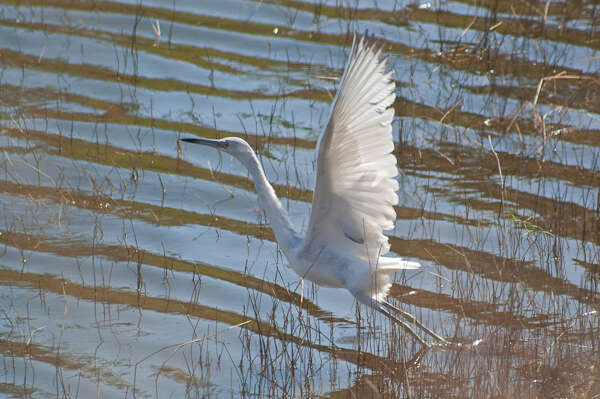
top-left (375, 256), bottom-right (420, 272)
top-left (367, 257), bottom-right (419, 302)
top-left (346, 257), bottom-right (419, 307)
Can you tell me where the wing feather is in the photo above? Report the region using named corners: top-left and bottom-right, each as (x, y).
top-left (304, 35), bottom-right (398, 264)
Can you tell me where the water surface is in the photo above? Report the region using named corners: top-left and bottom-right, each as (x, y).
top-left (1, 0), bottom-right (599, 397)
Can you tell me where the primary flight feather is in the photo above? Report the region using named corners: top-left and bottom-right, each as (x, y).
top-left (181, 35), bottom-right (447, 347)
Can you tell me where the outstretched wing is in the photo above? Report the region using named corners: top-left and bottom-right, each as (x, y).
top-left (305, 35), bottom-right (398, 264)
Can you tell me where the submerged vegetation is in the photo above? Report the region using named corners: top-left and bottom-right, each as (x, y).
top-left (0, 0), bottom-right (599, 397)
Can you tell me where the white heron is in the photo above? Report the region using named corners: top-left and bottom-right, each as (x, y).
top-left (181, 35), bottom-right (448, 347)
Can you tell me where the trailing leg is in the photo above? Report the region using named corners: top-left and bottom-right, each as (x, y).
top-left (381, 299), bottom-right (449, 345)
top-left (353, 291), bottom-right (430, 347)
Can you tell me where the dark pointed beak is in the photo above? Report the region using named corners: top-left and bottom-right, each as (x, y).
top-left (180, 137), bottom-right (225, 149)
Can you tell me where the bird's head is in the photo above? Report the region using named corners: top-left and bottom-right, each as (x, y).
top-left (180, 136), bottom-right (254, 158)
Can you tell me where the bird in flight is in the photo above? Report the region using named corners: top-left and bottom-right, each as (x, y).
top-left (181, 35), bottom-right (448, 347)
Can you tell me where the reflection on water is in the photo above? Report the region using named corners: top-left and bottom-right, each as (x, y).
top-left (1, 0), bottom-right (599, 397)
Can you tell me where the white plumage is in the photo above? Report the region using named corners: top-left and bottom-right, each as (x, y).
top-left (181, 35), bottom-right (447, 347)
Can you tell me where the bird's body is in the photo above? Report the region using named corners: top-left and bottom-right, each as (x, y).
top-left (182, 35), bottom-right (447, 346)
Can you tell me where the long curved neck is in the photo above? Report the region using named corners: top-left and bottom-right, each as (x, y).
top-left (238, 152), bottom-right (299, 254)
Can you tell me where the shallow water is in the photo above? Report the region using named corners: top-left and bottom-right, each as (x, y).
top-left (1, 0), bottom-right (599, 398)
